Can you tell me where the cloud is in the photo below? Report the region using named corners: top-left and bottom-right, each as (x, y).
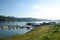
top-left (29, 7), bottom-right (60, 20)
top-left (32, 5), bottom-right (40, 10)
top-left (41, 8), bottom-right (60, 20)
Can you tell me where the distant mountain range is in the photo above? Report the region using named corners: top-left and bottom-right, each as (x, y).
top-left (54, 20), bottom-right (60, 23)
top-left (0, 15), bottom-right (51, 22)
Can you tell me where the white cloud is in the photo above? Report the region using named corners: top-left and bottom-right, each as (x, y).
top-left (30, 7), bottom-right (60, 20)
top-left (32, 5), bottom-right (40, 10)
top-left (41, 8), bottom-right (60, 20)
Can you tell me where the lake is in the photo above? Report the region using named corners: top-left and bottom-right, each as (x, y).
top-left (0, 21), bottom-right (50, 38)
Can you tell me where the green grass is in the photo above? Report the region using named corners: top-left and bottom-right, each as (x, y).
top-left (0, 24), bottom-right (60, 40)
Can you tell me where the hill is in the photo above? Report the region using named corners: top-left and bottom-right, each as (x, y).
top-left (0, 15), bottom-right (51, 22)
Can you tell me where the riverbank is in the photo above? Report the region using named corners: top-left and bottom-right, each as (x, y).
top-left (0, 25), bottom-right (60, 40)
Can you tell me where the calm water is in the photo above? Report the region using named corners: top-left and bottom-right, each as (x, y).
top-left (0, 21), bottom-right (26, 26)
top-left (0, 21), bottom-right (33, 38)
top-left (0, 21), bottom-right (50, 38)
top-left (0, 28), bottom-right (32, 38)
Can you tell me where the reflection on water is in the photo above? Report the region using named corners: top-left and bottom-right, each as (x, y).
top-left (0, 27), bottom-right (32, 38)
top-left (0, 21), bottom-right (33, 38)
top-left (0, 21), bottom-right (49, 38)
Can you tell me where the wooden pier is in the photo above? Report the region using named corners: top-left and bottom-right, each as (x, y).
top-left (0, 25), bottom-right (30, 29)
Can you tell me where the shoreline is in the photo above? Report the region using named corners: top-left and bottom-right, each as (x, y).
top-left (0, 25), bottom-right (51, 39)
top-left (0, 24), bottom-right (60, 40)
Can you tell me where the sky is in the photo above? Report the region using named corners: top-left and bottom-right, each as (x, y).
top-left (0, 0), bottom-right (60, 20)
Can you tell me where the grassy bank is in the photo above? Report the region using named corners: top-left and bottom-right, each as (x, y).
top-left (0, 24), bottom-right (60, 40)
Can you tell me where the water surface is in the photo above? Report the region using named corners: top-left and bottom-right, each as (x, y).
top-left (0, 21), bottom-right (50, 38)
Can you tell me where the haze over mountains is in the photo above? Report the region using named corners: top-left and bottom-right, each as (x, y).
top-left (0, 15), bottom-right (51, 22)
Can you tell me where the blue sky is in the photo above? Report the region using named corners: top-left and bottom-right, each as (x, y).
top-left (0, 0), bottom-right (60, 20)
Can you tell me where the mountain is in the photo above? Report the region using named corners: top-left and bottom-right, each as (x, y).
top-left (54, 20), bottom-right (60, 23)
top-left (0, 15), bottom-right (51, 22)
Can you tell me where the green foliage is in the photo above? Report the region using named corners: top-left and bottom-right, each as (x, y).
top-left (38, 24), bottom-right (60, 40)
top-left (0, 15), bottom-right (50, 22)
